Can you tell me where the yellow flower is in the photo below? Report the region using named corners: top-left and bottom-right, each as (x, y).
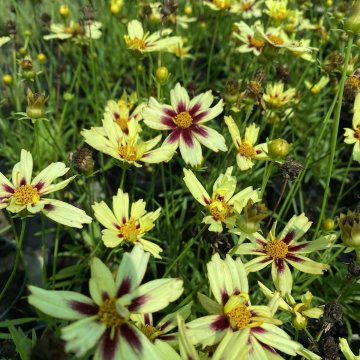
top-left (305, 76), bottom-right (330, 94)
top-left (263, 82), bottom-right (296, 109)
top-left (344, 93), bottom-right (360, 163)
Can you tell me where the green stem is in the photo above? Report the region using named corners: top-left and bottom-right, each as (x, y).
top-left (229, 233), bottom-right (246, 256)
top-left (314, 35), bottom-right (353, 237)
top-left (0, 218), bottom-right (27, 302)
top-left (206, 14), bottom-right (220, 85)
top-left (260, 161), bottom-right (274, 198)
top-left (120, 166), bottom-right (127, 189)
top-left (52, 224), bottom-right (61, 289)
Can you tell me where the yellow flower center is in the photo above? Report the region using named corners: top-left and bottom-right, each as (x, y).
top-left (267, 35), bottom-right (284, 45)
top-left (173, 111), bottom-right (193, 129)
top-left (347, 76), bottom-right (360, 89)
top-left (209, 200), bottom-right (232, 222)
top-left (120, 220), bottom-right (140, 242)
top-left (239, 141), bottom-right (256, 158)
top-left (265, 240), bottom-right (288, 259)
top-left (115, 117), bottom-right (129, 132)
top-left (249, 81), bottom-right (262, 95)
top-left (14, 185), bottom-right (40, 205)
top-left (272, 9), bottom-right (287, 21)
top-left (214, 0), bottom-right (232, 9)
top-left (227, 304), bottom-right (252, 330)
top-left (140, 324), bottom-right (162, 341)
top-left (126, 37), bottom-right (146, 50)
top-left (250, 37), bottom-right (265, 49)
top-left (241, 1), bottom-right (253, 11)
top-left (98, 298), bottom-right (124, 328)
top-left (118, 145), bottom-right (137, 161)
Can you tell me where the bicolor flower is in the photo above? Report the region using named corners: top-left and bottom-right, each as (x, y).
top-left (0, 149), bottom-right (92, 228)
top-left (143, 83), bottom-right (227, 166)
top-left (92, 188), bottom-right (162, 258)
top-left (235, 0), bottom-right (262, 18)
top-left (183, 167), bottom-right (259, 232)
top-left (225, 116), bottom-right (268, 171)
top-left (233, 21), bottom-right (265, 56)
top-left (236, 213), bottom-right (331, 294)
top-left (124, 19), bottom-right (181, 54)
top-left (81, 116), bottom-right (175, 167)
top-left (263, 82), bottom-right (297, 109)
top-left (185, 253), bottom-right (315, 359)
top-left (344, 93), bottom-right (360, 163)
top-left (44, 21), bottom-right (102, 43)
top-left (258, 282), bottom-right (324, 330)
top-left (28, 246), bottom-right (184, 360)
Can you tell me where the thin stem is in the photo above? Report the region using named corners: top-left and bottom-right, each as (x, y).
top-left (52, 224), bottom-right (61, 289)
top-left (0, 218), bottom-right (27, 302)
top-left (314, 35), bottom-right (353, 237)
top-left (120, 166), bottom-right (127, 189)
top-left (260, 161), bottom-right (274, 198)
top-left (206, 14), bottom-right (220, 85)
top-left (229, 233), bottom-right (246, 256)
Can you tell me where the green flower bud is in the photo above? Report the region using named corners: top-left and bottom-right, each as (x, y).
top-left (236, 200), bottom-right (268, 234)
top-left (338, 210), bottom-right (360, 248)
top-left (26, 88), bottom-right (48, 120)
top-left (3, 74), bottom-right (13, 86)
top-left (155, 66), bottom-right (169, 85)
top-left (344, 0), bottom-right (360, 35)
top-left (268, 138), bottom-right (290, 159)
top-left (322, 218), bottom-right (335, 231)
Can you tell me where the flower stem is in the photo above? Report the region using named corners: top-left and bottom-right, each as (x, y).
top-left (206, 14), bottom-right (220, 85)
top-left (314, 34), bottom-right (353, 237)
top-left (0, 218), bottom-right (27, 302)
top-left (52, 224), bottom-right (60, 289)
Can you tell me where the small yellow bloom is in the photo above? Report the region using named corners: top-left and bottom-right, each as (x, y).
top-left (263, 82), bottom-right (296, 109)
top-left (305, 76), bottom-right (330, 94)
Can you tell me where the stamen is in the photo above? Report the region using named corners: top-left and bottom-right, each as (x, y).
top-left (14, 185), bottom-right (40, 205)
top-left (118, 145), bottom-right (137, 161)
top-left (98, 298), bottom-right (124, 329)
top-left (208, 200), bottom-right (232, 221)
top-left (227, 304), bottom-right (252, 330)
top-left (239, 141), bottom-right (257, 158)
top-left (267, 35), bottom-right (284, 45)
top-left (173, 112), bottom-right (193, 129)
top-left (119, 220), bottom-right (140, 242)
top-left (264, 240), bottom-right (288, 259)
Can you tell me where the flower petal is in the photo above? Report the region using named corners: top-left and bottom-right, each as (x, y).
top-left (113, 189), bottom-right (129, 223)
top-left (12, 149), bottom-right (33, 187)
top-left (192, 125), bottom-right (227, 152)
top-left (286, 255), bottom-right (329, 275)
top-left (278, 213), bottom-right (312, 244)
top-left (170, 83), bottom-right (190, 112)
top-left (93, 201), bottom-right (119, 230)
top-left (183, 168), bottom-right (211, 206)
top-left (179, 132), bottom-right (202, 166)
top-left (271, 259), bottom-right (293, 295)
top-left (212, 329), bottom-right (250, 360)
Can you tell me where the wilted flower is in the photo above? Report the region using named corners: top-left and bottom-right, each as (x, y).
top-left (236, 213), bottom-right (331, 294)
top-left (183, 167), bottom-right (259, 232)
top-left (338, 210), bottom-right (360, 249)
top-left (28, 246), bottom-right (183, 360)
top-left (92, 188), bottom-right (162, 258)
top-left (0, 149), bottom-right (92, 228)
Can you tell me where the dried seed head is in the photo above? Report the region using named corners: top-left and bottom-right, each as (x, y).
top-left (70, 147), bottom-right (94, 174)
top-left (277, 158), bottom-right (303, 180)
top-left (348, 258), bottom-right (360, 277)
top-left (142, 5), bottom-right (152, 17)
top-left (318, 336), bottom-right (338, 360)
top-left (323, 301), bottom-right (343, 325)
top-left (82, 4), bottom-right (95, 23)
top-left (40, 13), bottom-right (51, 26)
top-left (160, 0), bottom-right (178, 19)
top-left (6, 20), bottom-right (16, 36)
top-left (338, 210), bottom-right (360, 248)
top-left (276, 64), bottom-right (290, 83)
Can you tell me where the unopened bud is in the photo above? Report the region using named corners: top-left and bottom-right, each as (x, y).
top-left (37, 53), bottom-right (47, 64)
top-left (236, 200), bottom-right (268, 234)
top-left (268, 138), bottom-right (289, 159)
top-left (344, 0), bottom-right (360, 35)
top-left (155, 66), bottom-right (169, 85)
top-left (338, 210), bottom-right (360, 249)
top-left (3, 74), bottom-right (13, 86)
top-left (26, 88), bottom-right (48, 120)
top-left (184, 5), bottom-right (192, 15)
top-left (322, 218), bottom-right (335, 231)
top-left (59, 4), bottom-right (70, 18)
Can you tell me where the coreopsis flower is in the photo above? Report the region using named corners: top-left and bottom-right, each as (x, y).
top-left (234, 0), bottom-right (262, 18)
top-left (263, 82), bottom-right (296, 109)
top-left (236, 213), bottom-right (331, 294)
top-left (305, 76), bottom-right (330, 94)
top-left (28, 246), bottom-right (184, 360)
top-left (131, 303), bottom-right (192, 346)
top-left (185, 253), bottom-right (315, 359)
top-left (258, 283), bottom-right (324, 330)
top-left (143, 83), bottom-right (227, 166)
top-left (93, 188), bottom-right (162, 258)
top-left (224, 116), bottom-right (268, 171)
top-left (264, 0), bottom-right (290, 22)
top-left (233, 21), bottom-right (265, 56)
top-left (0, 36), bottom-right (10, 47)
top-left (339, 338), bottom-right (360, 360)
top-left (204, 0), bottom-right (233, 11)
top-left (110, 0), bottom-right (124, 14)
top-left (124, 19), bottom-right (181, 54)
top-left (0, 149), bottom-right (92, 228)
top-left (183, 167), bottom-right (259, 232)
top-left (43, 21), bottom-right (102, 42)
top-left (344, 93), bottom-right (360, 163)
top-left (81, 116), bottom-right (175, 167)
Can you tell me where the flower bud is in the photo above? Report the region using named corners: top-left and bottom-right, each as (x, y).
top-left (345, 0), bottom-right (360, 35)
top-left (338, 210), bottom-right (360, 248)
top-left (3, 74), bottom-right (13, 86)
top-left (19, 47), bottom-right (27, 57)
top-left (37, 53), bottom-right (47, 64)
top-left (59, 4), bottom-right (70, 18)
top-left (184, 5), bottom-right (192, 15)
top-left (268, 138), bottom-right (290, 159)
top-left (224, 79), bottom-right (240, 103)
top-left (21, 57), bottom-right (32, 70)
top-left (322, 218), bottom-right (335, 231)
top-left (26, 88), bottom-right (48, 120)
top-left (155, 66), bottom-right (169, 85)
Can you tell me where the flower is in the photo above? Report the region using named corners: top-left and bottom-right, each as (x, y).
top-left (258, 283), bottom-right (324, 330)
top-left (124, 20), bottom-right (181, 54)
top-left (344, 93), bottom-right (360, 163)
top-left (44, 21), bottom-right (102, 43)
top-left (338, 210), bottom-right (360, 249)
top-left (339, 338), bottom-right (360, 360)
top-left (92, 188), bottom-right (162, 258)
top-left (183, 167), bottom-right (259, 232)
top-left (0, 36), bottom-right (10, 47)
top-left (0, 150), bottom-right (92, 228)
top-left (204, 0), bottom-right (233, 11)
top-left (26, 88), bottom-right (48, 121)
top-left (224, 116), bottom-right (268, 171)
top-left (305, 76), bottom-right (330, 94)
top-left (236, 213), bottom-right (331, 294)
top-left (143, 83), bottom-right (227, 166)
top-left (263, 82), bottom-right (296, 109)
top-left (185, 253), bottom-right (317, 359)
top-left (81, 116), bottom-right (175, 167)
top-left (28, 246), bottom-right (184, 360)
top-left (234, 0), bottom-right (262, 18)
top-left (233, 21), bottom-right (265, 56)
top-left (264, 0), bottom-right (290, 21)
